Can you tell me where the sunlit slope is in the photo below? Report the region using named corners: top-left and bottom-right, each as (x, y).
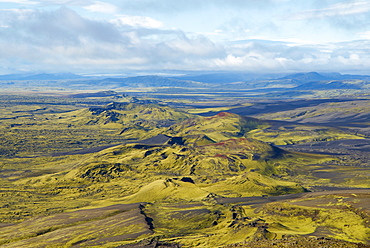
top-left (163, 111), bottom-right (362, 146)
top-left (0, 102), bottom-right (194, 157)
top-left (59, 102), bottom-right (192, 134)
top-left (71, 138), bottom-right (282, 181)
top-left (248, 123), bottom-right (363, 145)
top-left (72, 138), bottom-right (281, 179)
top-left (165, 112), bottom-right (263, 142)
top-left (2, 186), bottom-right (369, 247)
top-left (0, 203), bottom-right (152, 247)
top-left (144, 189), bottom-right (370, 247)
top-left (66, 137), bottom-right (317, 199)
top-left (2, 106), bottom-right (370, 247)
top-left (254, 99), bottom-right (370, 124)
top-left (0, 138), bottom-right (325, 234)
top-left (2, 98), bottom-right (362, 157)
top-left (64, 102), bottom-right (194, 142)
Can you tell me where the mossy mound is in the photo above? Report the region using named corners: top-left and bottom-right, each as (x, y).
top-left (122, 178), bottom-right (209, 203)
top-left (203, 172), bottom-right (305, 197)
top-left (67, 136), bottom-right (307, 199)
top-left (197, 138), bottom-right (284, 160)
top-left (72, 137), bottom-right (280, 181)
top-left (56, 102), bottom-right (193, 139)
top-left (166, 112), bottom-right (263, 142)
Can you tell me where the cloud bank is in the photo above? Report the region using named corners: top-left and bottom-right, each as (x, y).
top-left (0, 3), bottom-right (370, 74)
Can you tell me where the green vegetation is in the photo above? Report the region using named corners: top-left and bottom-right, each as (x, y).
top-left (248, 126), bottom-right (363, 145)
top-left (0, 94), bottom-right (369, 247)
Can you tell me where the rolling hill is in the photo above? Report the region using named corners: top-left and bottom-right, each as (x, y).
top-left (1, 96), bottom-right (370, 247)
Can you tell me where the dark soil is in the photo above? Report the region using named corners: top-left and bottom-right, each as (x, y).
top-left (217, 189), bottom-right (370, 207)
top-left (224, 236), bottom-right (370, 248)
top-left (116, 237), bottom-right (181, 248)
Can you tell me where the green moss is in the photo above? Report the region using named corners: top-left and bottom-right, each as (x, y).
top-left (2, 96), bottom-right (370, 247)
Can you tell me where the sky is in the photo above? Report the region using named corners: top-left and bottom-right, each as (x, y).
top-left (1, 0), bottom-right (370, 75)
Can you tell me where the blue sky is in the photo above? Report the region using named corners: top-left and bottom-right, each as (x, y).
top-left (1, 0), bottom-right (370, 74)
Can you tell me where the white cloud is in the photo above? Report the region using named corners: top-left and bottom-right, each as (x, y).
top-left (289, 1), bottom-right (370, 20)
top-left (111, 15), bottom-right (163, 29)
top-left (163, 35), bottom-right (222, 56)
top-left (0, 7), bottom-right (225, 72)
top-left (0, 0), bottom-right (38, 4)
top-left (2, 5), bottom-right (370, 74)
top-left (358, 30), bottom-right (370, 39)
top-left (208, 39), bottom-right (370, 73)
top-left (83, 1), bottom-right (118, 14)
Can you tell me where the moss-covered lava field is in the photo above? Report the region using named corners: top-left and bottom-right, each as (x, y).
top-left (0, 92), bottom-right (370, 247)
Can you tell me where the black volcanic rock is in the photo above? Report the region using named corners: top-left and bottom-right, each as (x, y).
top-left (135, 134), bottom-right (184, 146)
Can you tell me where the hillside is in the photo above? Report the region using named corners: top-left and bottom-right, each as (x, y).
top-left (1, 96), bottom-right (370, 247)
top-left (0, 100), bottom-right (193, 157)
top-left (165, 112), bottom-right (262, 142)
top-left (252, 99), bottom-right (370, 126)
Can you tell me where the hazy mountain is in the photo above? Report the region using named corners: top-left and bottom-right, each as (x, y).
top-left (294, 80), bottom-right (368, 90)
top-left (0, 73), bottom-right (33, 80)
top-left (0, 72), bottom-right (85, 80)
top-left (279, 72), bottom-right (329, 83)
top-left (2, 71), bottom-right (370, 94)
top-left (172, 72), bottom-right (281, 84)
top-left (81, 75), bottom-right (208, 88)
top-left (279, 72), bottom-right (370, 84)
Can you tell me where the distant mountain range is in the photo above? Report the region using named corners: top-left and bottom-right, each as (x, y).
top-left (83, 75), bottom-right (207, 88)
top-left (171, 72), bottom-right (282, 84)
top-left (1, 71), bottom-right (370, 92)
top-left (279, 71), bottom-right (370, 84)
